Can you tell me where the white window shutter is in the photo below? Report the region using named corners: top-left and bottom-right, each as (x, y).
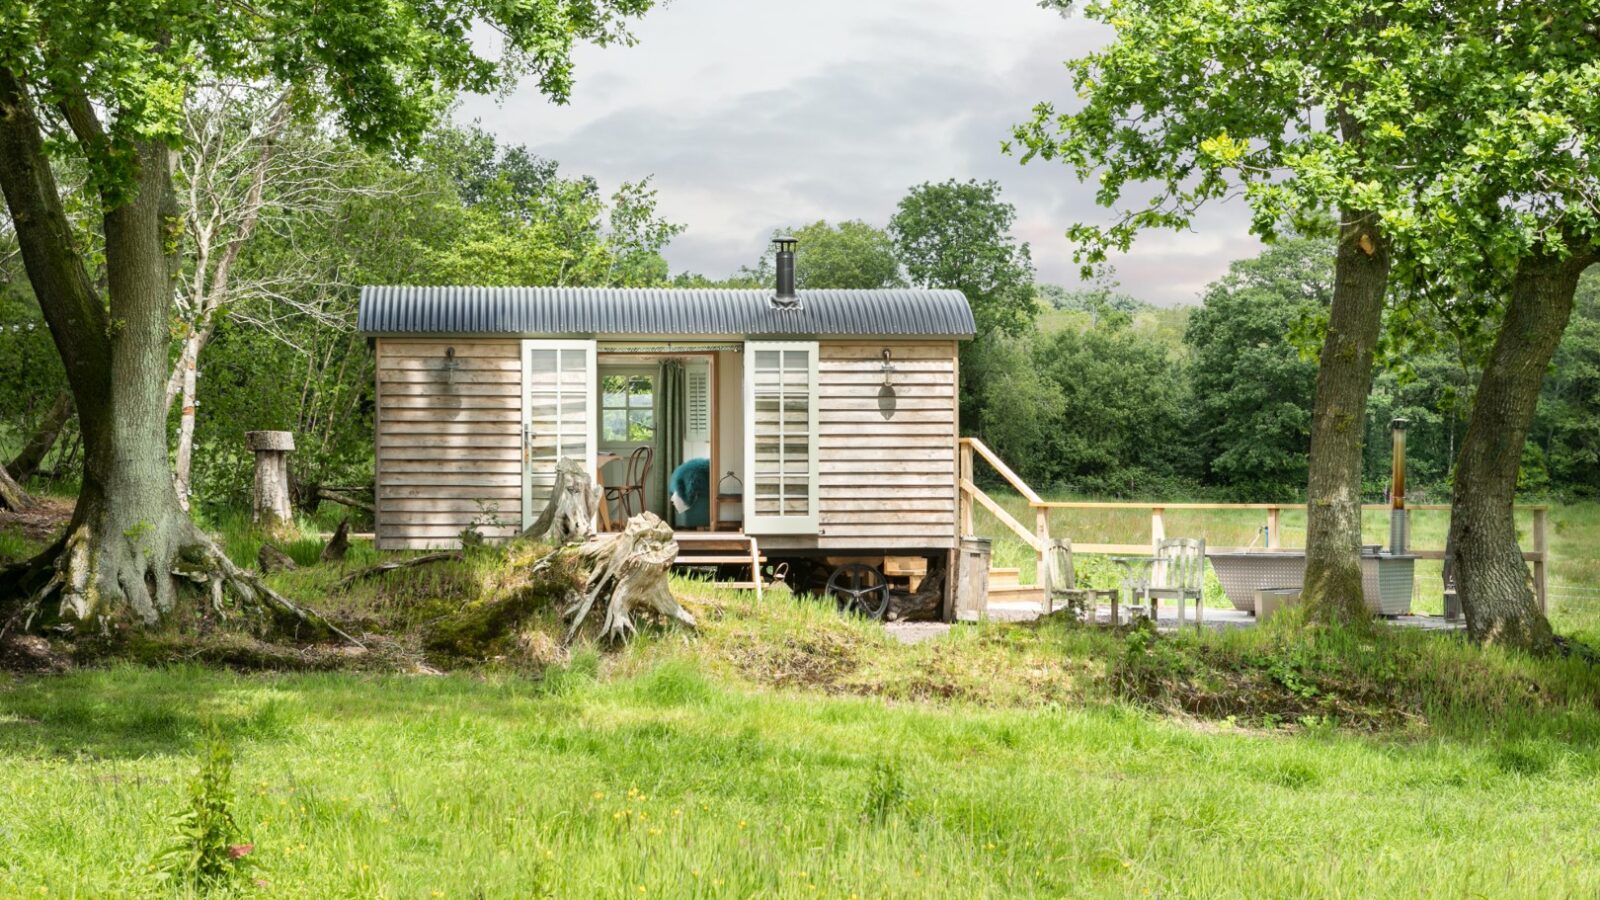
top-left (686, 363), bottom-right (710, 443)
top-left (743, 341), bottom-right (819, 534)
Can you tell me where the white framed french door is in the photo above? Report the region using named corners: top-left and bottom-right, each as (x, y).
top-left (743, 341), bottom-right (819, 534)
top-left (521, 339), bottom-right (597, 529)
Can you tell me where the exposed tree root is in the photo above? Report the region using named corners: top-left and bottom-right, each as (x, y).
top-left (565, 512), bottom-right (695, 644)
top-left (1, 512), bottom-right (360, 649)
top-left (0, 465), bottom-right (33, 512)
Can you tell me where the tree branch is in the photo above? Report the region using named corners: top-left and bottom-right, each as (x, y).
top-left (0, 67), bottom-right (112, 426)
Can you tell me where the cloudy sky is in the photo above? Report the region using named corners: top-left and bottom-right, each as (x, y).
top-left (460, 0), bottom-right (1260, 306)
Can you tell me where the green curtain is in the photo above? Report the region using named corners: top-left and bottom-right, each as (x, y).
top-left (656, 360), bottom-right (686, 519)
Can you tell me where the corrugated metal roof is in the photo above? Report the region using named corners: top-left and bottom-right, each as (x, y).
top-left (357, 286), bottom-right (976, 338)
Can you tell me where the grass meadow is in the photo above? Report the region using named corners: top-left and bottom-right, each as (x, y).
top-left (2, 500), bottom-right (1600, 896)
top-left (6, 603), bottom-right (1600, 898)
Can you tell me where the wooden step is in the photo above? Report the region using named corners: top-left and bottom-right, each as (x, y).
top-left (675, 555), bottom-right (767, 565)
top-left (987, 567), bottom-right (1022, 588)
top-left (987, 583), bottom-right (1043, 604)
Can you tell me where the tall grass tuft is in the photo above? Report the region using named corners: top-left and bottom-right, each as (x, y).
top-left (862, 760), bottom-right (910, 823)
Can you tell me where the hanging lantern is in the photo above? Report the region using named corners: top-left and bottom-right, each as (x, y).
top-left (441, 346), bottom-right (460, 384)
top-left (877, 348), bottom-right (898, 420)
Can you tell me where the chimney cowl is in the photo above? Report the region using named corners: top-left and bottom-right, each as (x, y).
top-left (772, 235), bottom-right (799, 309)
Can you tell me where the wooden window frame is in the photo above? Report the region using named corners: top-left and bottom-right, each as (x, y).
top-left (743, 340), bottom-right (819, 534)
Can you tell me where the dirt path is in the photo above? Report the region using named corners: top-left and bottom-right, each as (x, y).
top-left (0, 496), bottom-right (73, 546)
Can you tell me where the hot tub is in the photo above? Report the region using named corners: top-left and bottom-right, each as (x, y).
top-left (1208, 546), bottom-right (1414, 616)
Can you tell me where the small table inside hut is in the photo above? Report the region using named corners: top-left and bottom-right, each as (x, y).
top-left (594, 452), bottom-right (622, 531)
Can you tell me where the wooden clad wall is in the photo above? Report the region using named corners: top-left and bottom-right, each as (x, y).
top-left (376, 339), bottom-right (523, 549)
top-left (814, 341), bottom-right (959, 550)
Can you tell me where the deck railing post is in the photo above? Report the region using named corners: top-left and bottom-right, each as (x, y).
top-left (1267, 506), bottom-right (1281, 549)
top-left (958, 440), bottom-right (974, 537)
top-left (1150, 506), bottom-right (1167, 586)
top-left (1532, 506), bottom-right (1549, 614)
top-left (1035, 506), bottom-right (1050, 589)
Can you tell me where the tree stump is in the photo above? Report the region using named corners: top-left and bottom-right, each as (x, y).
top-left (320, 519), bottom-right (351, 563)
top-left (258, 543), bottom-right (297, 573)
top-left (523, 457), bottom-right (597, 545)
top-left (565, 512), bottom-right (695, 643)
top-left (246, 431), bottom-right (295, 534)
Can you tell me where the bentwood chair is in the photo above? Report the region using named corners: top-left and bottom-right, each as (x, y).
top-left (603, 446), bottom-right (653, 524)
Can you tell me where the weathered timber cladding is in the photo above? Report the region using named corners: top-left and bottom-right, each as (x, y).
top-left (811, 341), bottom-right (959, 550)
top-left (373, 337), bottom-right (961, 552)
top-left (375, 339), bottom-right (523, 549)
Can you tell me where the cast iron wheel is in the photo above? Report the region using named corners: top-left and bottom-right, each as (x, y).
top-left (827, 563), bottom-right (890, 620)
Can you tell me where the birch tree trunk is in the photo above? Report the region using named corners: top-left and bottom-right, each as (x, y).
top-left (1448, 247), bottom-right (1595, 653)
top-left (165, 89), bottom-right (291, 503)
top-left (173, 328), bottom-right (204, 510)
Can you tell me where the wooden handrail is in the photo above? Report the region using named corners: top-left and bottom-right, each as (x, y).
top-left (955, 438), bottom-right (1550, 611)
top-left (960, 437), bottom-right (1043, 505)
top-left (1030, 500), bottom-right (1549, 512)
top-left (960, 478), bottom-right (1042, 552)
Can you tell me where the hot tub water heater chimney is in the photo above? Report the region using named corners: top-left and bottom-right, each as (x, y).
top-left (772, 235), bottom-right (799, 309)
top-left (1389, 417), bottom-right (1409, 555)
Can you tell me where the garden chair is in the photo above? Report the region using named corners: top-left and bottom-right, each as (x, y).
top-left (1145, 537), bottom-right (1207, 629)
top-left (1044, 539), bottom-right (1118, 621)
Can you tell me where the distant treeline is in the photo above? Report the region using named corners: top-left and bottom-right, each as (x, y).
top-left (971, 237), bottom-right (1600, 503)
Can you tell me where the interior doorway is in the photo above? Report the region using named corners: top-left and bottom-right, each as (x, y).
top-left (598, 366), bottom-right (660, 520)
top-left (595, 352), bottom-right (719, 531)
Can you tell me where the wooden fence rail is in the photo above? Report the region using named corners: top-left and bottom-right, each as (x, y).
top-left (957, 438), bottom-right (1551, 612)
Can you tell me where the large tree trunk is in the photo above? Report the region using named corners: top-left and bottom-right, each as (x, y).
top-left (1448, 248), bottom-right (1594, 653)
top-left (0, 68), bottom-right (335, 637)
top-left (1299, 210), bottom-right (1390, 625)
top-left (6, 390), bottom-right (73, 481)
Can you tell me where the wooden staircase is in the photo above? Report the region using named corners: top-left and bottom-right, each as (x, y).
top-left (958, 438), bottom-right (1055, 609)
top-left (672, 532), bottom-right (764, 600)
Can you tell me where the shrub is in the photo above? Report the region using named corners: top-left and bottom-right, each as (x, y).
top-left (151, 726), bottom-right (253, 890)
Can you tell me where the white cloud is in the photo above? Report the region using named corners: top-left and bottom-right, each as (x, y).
top-left (458, 0), bottom-right (1260, 305)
